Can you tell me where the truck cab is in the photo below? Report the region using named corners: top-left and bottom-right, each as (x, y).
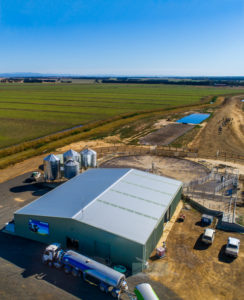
top-left (225, 237), bottom-right (240, 257)
top-left (202, 228), bottom-right (215, 244)
top-left (42, 243), bottom-right (61, 266)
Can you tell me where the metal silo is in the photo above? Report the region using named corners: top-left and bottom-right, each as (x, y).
top-left (80, 148), bottom-right (97, 168)
top-left (64, 159), bottom-right (80, 179)
top-left (43, 154), bottom-right (60, 181)
top-left (63, 149), bottom-right (81, 165)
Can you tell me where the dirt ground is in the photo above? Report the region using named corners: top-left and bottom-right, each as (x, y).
top-left (147, 208), bottom-right (244, 300)
top-left (0, 137), bottom-right (122, 184)
top-left (140, 123), bottom-right (194, 146)
top-left (100, 155), bottom-right (209, 183)
top-left (190, 95), bottom-right (244, 156)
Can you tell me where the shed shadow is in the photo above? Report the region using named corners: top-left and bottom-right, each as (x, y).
top-left (0, 231), bottom-right (181, 300)
top-left (0, 232), bottom-right (112, 300)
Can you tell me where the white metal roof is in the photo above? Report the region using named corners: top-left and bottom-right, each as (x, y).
top-left (15, 168), bottom-right (182, 245)
top-left (15, 168), bottom-right (129, 218)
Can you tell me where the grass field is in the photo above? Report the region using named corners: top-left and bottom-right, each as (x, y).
top-left (0, 83), bottom-right (244, 149)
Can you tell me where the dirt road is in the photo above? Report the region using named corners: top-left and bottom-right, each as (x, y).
top-left (148, 208), bottom-right (244, 300)
top-left (191, 95), bottom-right (244, 156)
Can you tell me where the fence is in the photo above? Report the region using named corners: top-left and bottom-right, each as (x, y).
top-left (183, 165), bottom-right (242, 224)
top-left (187, 172), bottom-right (213, 187)
top-left (93, 144), bottom-right (244, 164)
top-left (201, 151), bottom-right (244, 164)
top-left (215, 178), bottom-right (235, 193)
top-left (94, 145), bottom-right (198, 160)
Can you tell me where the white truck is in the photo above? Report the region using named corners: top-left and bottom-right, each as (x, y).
top-left (201, 228), bottom-right (215, 245)
top-left (225, 237), bottom-right (240, 257)
top-left (42, 243), bottom-right (128, 299)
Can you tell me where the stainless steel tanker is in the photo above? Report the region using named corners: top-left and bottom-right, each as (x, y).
top-left (42, 243), bottom-right (128, 299)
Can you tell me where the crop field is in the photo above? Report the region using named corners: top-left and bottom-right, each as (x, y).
top-left (0, 83), bottom-right (244, 148)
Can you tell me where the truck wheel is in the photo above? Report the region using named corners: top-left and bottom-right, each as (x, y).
top-left (72, 269), bottom-right (78, 277)
top-left (111, 291), bottom-right (119, 298)
top-left (99, 285), bottom-right (105, 292)
top-left (64, 266), bottom-right (70, 274)
top-left (55, 263), bottom-right (61, 269)
top-left (48, 261), bottom-right (53, 268)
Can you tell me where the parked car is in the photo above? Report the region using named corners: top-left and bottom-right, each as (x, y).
top-left (30, 171), bottom-right (41, 182)
top-left (201, 214), bottom-right (213, 226)
top-left (202, 228), bottom-right (215, 244)
top-left (225, 237), bottom-right (240, 257)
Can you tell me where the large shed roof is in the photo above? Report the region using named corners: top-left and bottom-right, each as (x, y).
top-left (16, 168), bottom-right (182, 244)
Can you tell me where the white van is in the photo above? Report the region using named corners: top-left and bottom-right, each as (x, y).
top-left (225, 237), bottom-right (240, 257)
top-left (202, 228), bottom-right (215, 244)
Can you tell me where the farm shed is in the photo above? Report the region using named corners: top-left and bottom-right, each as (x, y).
top-left (14, 168), bottom-right (182, 271)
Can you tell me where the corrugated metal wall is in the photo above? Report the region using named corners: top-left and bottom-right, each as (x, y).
top-left (144, 187), bottom-right (182, 261)
top-left (14, 187), bottom-right (182, 272)
top-left (170, 187), bottom-right (182, 219)
top-left (14, 213), bottom-right (143, 269)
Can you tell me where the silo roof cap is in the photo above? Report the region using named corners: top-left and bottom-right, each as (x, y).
top-left (63, 149), bottom-right (80, 157)
top-left (81, 148), bottom-right (96, 154)
top-left (43, 154), bottom-right (60, 162)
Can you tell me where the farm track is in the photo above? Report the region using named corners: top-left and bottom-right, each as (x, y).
top-left (191, 95), bottom-right (244, 156)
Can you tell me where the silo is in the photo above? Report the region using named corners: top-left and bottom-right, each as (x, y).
top-left (80, 148), bottom-right (97, 168)
top-left (56, 154), bottom-right (64, 165)
top-left (64, 159), bottom-right (80, 179)
top-left (43, 154), bottom-right (60, 181)
top-left (63, 149), bottom-right (81, 165)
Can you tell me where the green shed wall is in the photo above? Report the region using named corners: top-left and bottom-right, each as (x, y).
top-left (170, 187), bottom-right (182, 219)
top-left (144, 186), bottom-right (182, 261)
top-left (14, 186), bottom-right (182, 270)
top-left (14, 213), bottom-right (144, 269)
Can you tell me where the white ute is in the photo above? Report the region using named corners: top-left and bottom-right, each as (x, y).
top-left (225, 237), bottom-right (240, 257)
top-left (202, 228), bottom-right (215, 244)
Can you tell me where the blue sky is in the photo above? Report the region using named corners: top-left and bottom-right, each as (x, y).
top-left (0, 0), bottom-right (243, 76)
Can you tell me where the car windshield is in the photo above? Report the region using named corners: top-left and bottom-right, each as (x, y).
top-left (228, 244), bottom-right (237, 249)
top-left (204, 236), bottom-right (212, 240)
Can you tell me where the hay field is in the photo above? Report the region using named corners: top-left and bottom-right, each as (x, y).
top-left (0, 83), bottom-right (243, 148)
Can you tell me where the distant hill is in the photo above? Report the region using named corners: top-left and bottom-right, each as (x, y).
top-left (0, 72), bottom-right (69, 77)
